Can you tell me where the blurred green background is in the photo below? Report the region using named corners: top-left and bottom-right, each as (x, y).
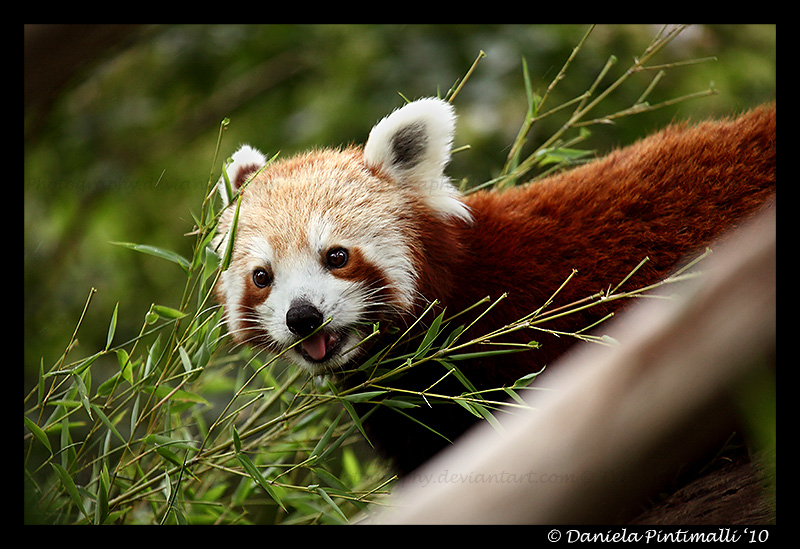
top-left (24, 24), bottom-right (775, 393)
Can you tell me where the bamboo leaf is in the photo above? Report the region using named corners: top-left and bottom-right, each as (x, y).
top-left (178, 345), bottom-right (193, 373)
top-left (152, 304), bottom-right (185, 320)
top-left (414, 310), bottom-right (446, 359)
top-left (105, 302), bottom-right (119, 351)
top-left (117, 349), bottom-right (133, 385)
top-left (50, 463), bottom-right (88, 518)
top-left (156, 446), bottom-right (183, 467)
top-left (341, 390), bottom-right (387, 403)
top-left (512, 366), bottom-right (546, 388)
top-left (502, 387), bottom-right (528, 406)
top-left (142, 384), bottom-right (209, 414)
top-left (45, 351), bottom-right (102, 378)
top-left (74, 374), bottom-right (93, 419)
top-left (90, 403), bottom-right (126, 445)
top-left (110, 241), bottom-right (191, 274)
top-left (221, 194), bottom-right (242, 271)
top-left (467, 400), bottom-right (504, 432)
top-left (536, 147), bottom-right (593, 167)
top-left (455, 398), bottom-right (483, 419)
top-left (235, 451), bottom-right (287, 511)
top-left (38, 358), bottom-right (45, 406)
top-left (310, 412), bottom-right (342, 461)
top-left (380, 398), bottom-right (419, 409)
top-left (446, 344), bottom-right (536, 362)
top-left (143, 434), bottom-right (199, 452)
top-left (232, 425), bottom-right (242, 453)
top-left (436, 360), bottom-right (479, 396)
top-left (315, 486), bottom-right (347, 522)
top-left (60, 416), bottom-right (73, 469)
top-left (95, 463), bottom-right (109, 525)
top-left (340, 399), bottom-right (371, 447)
top-left (24, 416), bottom-right (52, 454)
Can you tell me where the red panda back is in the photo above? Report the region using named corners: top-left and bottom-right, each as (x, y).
top-left (367, 104), bottom-right (775, 474)
top-left (441, 104), bottom-right (776, 384)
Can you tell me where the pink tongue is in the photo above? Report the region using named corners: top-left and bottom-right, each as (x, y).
top-left (301, 332), bottom-right (329, 361)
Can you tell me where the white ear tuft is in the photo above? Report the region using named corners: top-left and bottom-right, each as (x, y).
top-left (364, 98), bottom-right (472, 223)
top-left (217, 144), bottom-right (267, 203)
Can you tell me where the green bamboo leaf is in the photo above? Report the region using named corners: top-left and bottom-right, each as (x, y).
top-left (446, 345), bottom-right (534, 362)
top-left (512, 366), bottom-right (546, 388)
top-left (178, 345), bottom-right (193, 373)
top-left (442, 324), bottom-right (465, 349)
top-left (74, 373), bottom-right (93, 419)
top-left (95, 372), bottom-right (121, 397)
top-left (156, 446), bottom-right (183, 467)
top-left (144, 335), bottom-right (163, 379)
top-left (312, 466), bottom-right (349, 494)
top-left (90, 403), bottom-right (126, 445)
top-left (105, 302), bottom-right (119, 351)
top-left (315, 486), bottom-right (347, 522)
top-left (389, 407), bottom-right (452, 444)
top-left (232, 425), bottom-right (242, 453)
top-left (143, 434), bottom-right (199, 451)
top-left (536, 147), bottom-right (593, 167)
top-left (130, 394), bottom-right (140, 436)
top-left (144, 385), bottom-right (209, 407)
top-left (221, 156), bottom-right (234, 207)
top-left (465, 399), bottom-right (504, 432)
top-left (455, 398), bottom-right (483, 419)
top-left (38, 358), bottom-right (45, 406)
top-left (522, 56), bottom-right (534, 114)
top-left (414, 310), bottom-right (446, 359)
top-left (95, 463), bottom-right (109, 525)
top-left (151, 304), bottom-right (186, 320)
top-left (341, 390), bottom-right (387, 403)
top-left (50, 462), bottom-right (88, 517)
top-left (340, 399), bottom-right (371, 447)
top-left (502, 386), bottom-right (528, 406)
top-left (116, 349), bottom-right (133, 385)
top-left (436, 360), bottom-right (479, 396)
top-left (235, 451), bottom-right (287, 511)
top-left (310, 412), bottom-right (342, 461)
top-left (380, 398), bottom-right (419, 409)
top-left (356, 343), bottom-right (390, 372)
top-left (221, 194), bottom-right (242, 271)
top-left (24, 416), bottom-right (52, 454)
top-left (46, 351), bottom-right (102, 377)
top-left (60, 416), bottom-right (73, 469)
top-left (172, 507), bottom-right (188, 525)
top-left (316, 406), bottom-right (378, 463)
top-left (111, 241), bottom-right (191, 274)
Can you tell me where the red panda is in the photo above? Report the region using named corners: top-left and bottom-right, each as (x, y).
top-left (213, 98), bottom-right (776, 474)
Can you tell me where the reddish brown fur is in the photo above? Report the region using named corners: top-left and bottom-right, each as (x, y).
top-left (406, 104), bottom-right (775, 386)
top-left (363, 104), bottom-right (774, 474)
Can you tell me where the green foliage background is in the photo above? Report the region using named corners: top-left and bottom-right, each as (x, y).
top-left (24, 24), bottom-right (775, 523)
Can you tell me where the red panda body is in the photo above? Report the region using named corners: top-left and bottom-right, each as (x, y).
top-left (214, 99), bottom-right (775, 474)
top-left (430, 104), bottom-right (776, 384)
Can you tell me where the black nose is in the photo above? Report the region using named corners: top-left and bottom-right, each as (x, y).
top-left (286, 301), bottom-right (324, 337)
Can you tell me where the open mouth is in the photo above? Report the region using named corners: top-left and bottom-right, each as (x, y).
top-left (296, 330), bottom-right (343, 364)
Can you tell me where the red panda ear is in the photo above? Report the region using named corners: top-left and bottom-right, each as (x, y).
top-left (217, 145), bottom-right (267, 204)
top-left (364, 98), bottom-right (472, 222)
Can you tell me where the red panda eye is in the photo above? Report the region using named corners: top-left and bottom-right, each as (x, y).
top-left (252, 267), bottom-right (272, 288)
top-left (326, 247), bottom-right (349, 269)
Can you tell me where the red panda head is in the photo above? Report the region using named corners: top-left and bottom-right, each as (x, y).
top-left (212, 98), bottom-right (472, 373)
